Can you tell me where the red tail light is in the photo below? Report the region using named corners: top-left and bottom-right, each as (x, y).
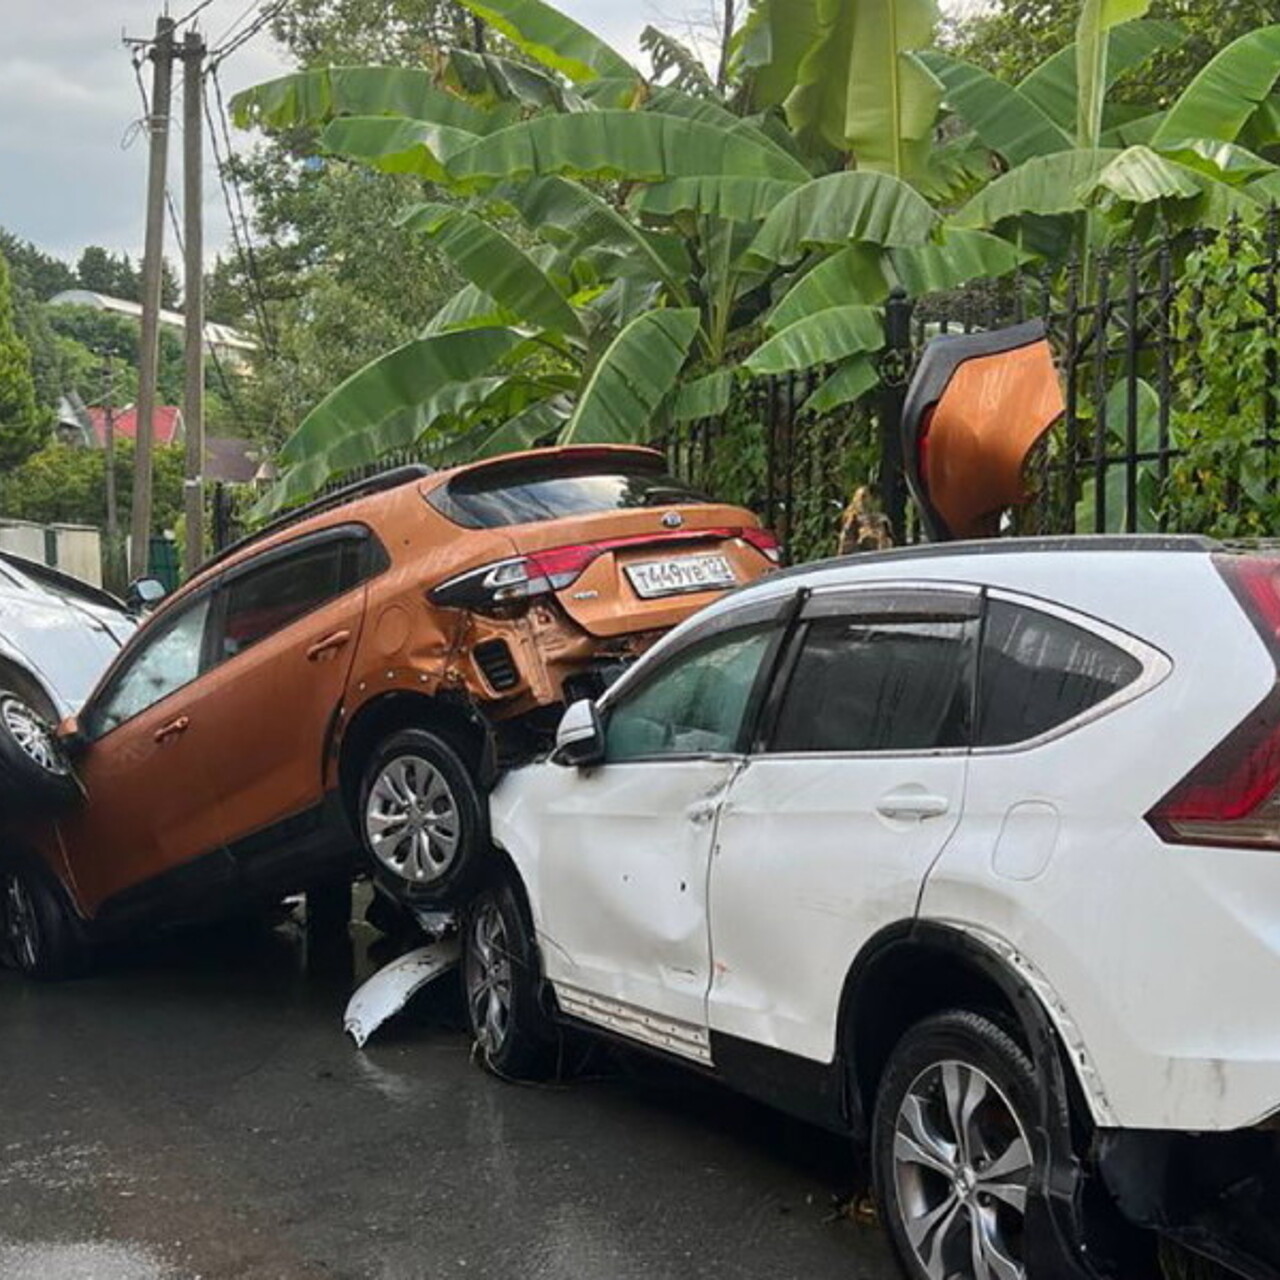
top-left (429, 525), bottom-right (779, 610)
top-left (1147, 555), bottom-right (1280, 848)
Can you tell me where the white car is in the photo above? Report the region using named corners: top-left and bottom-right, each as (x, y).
top-left (477, 536), bottom-right (1280, 1280)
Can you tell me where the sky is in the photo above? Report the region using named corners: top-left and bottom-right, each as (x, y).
top-left (0, 0), bottom-right (983, 274)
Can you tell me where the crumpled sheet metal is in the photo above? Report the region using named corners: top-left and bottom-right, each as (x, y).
top-left (344, 937), bottom-right (461, 1048)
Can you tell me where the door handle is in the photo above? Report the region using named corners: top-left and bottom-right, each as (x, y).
top-left (154, 715), bottom-right (190, 744)
top-left (876, 790), bottom-right (950, 821)
top-left (307, 629), bottom-right (352, 661)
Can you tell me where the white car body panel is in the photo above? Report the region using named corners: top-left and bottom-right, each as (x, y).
top-left (491, 542), bottom-right (1280, 1139)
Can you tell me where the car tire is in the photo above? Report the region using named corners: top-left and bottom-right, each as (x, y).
top-left (358, 728), bottom-right (487, 907)
top-left (0, 691), bottom-right (80, 816)
top-left (872, 1010), bottom-right (1043, 1280)
top-left (462, 879), bottom-right (558, 1081)
top-left (0, 857), bottom-right (89, 981)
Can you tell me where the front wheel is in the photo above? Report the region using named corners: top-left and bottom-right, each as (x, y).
top-left (0, 859), bottom-right (89, 981)
top-left (462, 880), bottom-right (557, 1080)
top-left (358, 728), bottom-right (486, 906)
top-left (0, 692), bottom-right (79, 816)
top-left (873, 1010), bottom-right (1041, 1280)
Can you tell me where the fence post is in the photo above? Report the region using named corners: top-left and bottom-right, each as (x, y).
top-left (878, 287), bottom-right (915, 543)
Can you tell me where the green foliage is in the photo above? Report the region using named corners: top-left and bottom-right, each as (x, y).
top-left (0, 440), bottom-right (185, 534)
top-left (1163, 229), bottom-right (1280, 536)
top-left (0, 253), bottom-right (47, 469)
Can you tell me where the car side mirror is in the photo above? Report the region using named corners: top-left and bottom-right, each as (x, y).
top-left (553, 699), bottom-right (605, 768)
top-left (126, 576), bottom-right (168, 613)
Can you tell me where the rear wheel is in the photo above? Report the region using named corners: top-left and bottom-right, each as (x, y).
top-left (358, 728), bottom-right (487, 907)
top-left (0, 692), bottom-right (79, 816)
top-left (873, 1010), bottom-right (1041, 1280)
top-left (462, 880), bottom-right (557, 1080)
top-left (0, 859), bottom-right (88, 980)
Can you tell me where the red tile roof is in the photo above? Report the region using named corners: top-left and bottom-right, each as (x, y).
top-left (87, 406), bottom-right (182, 447)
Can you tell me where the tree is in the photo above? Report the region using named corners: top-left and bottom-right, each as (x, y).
top-left (0, 439), bottom-right (185, 534)
top-left (0, 231), bottom-right (77, 300)
top-left (0, 253), bottom-right (48, 469)
top-left (270, 0), bottom-right (469, 65)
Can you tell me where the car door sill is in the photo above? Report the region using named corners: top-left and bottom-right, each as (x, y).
top-left (552, 982), bottom-right (712, 1065)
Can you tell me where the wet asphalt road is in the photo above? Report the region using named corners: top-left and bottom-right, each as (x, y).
top-left (0, 907), bottom-right (901, 1280)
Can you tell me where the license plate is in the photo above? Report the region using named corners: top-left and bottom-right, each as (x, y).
top-left (625, 553), bottom-right (737, 599)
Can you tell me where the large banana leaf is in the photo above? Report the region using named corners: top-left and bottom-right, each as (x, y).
top-left (640, 86), bottom-right (807, 170)
top-left (735, 0), bottom-right (826, 111)
top-left (785, 0), bottom-right (941, 178)
top-left (803, 356), bottom-right (880, 414)
top-left (745, 304), bottom-right (884, 375)
top-left (1085, 146), bottom-right (1265, 226)
top-left (673, 370), bottom-right (734, 422)
top-left (954, 149), bottom-right (1118, 228)
top-left (446, 111), bottom-right (812, 190)
top-left (746, 172), bottom-right (938, 267)
top-left (889, 228), bottom-right (1026, 295)
top-left (455, 0), bottom-right (636, 83)
top-left (1153, 25), bottom-right (1280, 149)
top-left (1160, 138), bottom-right (1277, 185)
top-left (424, 283), bottom-right (514, 335)
top-left (1078, 0), bottom-right (1152, 150)
top-left (321, 117), bottom-right (479, 181)
top-left (641, 26), bottom-right (715, 94)
top-left (767, 245), bottom-right (891, 331)
top-left (231, 67), bottom-right (494, 135)
top-left (559, 309), bottom-right (700, 445)
top-left (1017, 20), bottom-right (1184, 132)
top-left (510, 177), bottom-right (690, 300)
top-left (919, 52), bottom-right (1071, 165)
top-left (435, 397), bottom-right (570, 465)
top-left (442, 48), bottom-right (590, 113)
top-left (278, 327), bottom-right (521, 466)
top-left (630, 176), bottom-right (806, 222)
top-left (401, 203), bottom-right (583, 337)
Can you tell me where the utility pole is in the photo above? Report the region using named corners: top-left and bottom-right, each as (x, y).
top-left (129, 14), bottom-right (175, 581)
top-left (182, 28), bottom-right (206, 577)
top-left (101, 365), bottom-right (119, 556)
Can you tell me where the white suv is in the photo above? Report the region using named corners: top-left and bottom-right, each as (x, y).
top-left (473, 536), bottom-right (1280, 1280)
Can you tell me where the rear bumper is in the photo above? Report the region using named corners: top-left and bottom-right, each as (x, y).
top-left (1097, 1127), bottom-right (1280, 1278)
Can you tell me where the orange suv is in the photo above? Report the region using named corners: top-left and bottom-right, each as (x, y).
top-left (0, 446), bottom-right (777, 977)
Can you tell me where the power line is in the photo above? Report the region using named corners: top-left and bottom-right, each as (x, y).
top-left (210, 0), bottom-right (287, 66)
top-left (171, 0), bottom-right (219, 28)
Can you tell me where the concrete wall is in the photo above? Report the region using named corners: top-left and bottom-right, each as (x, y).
top-left (0, 520), bottom-right (103, 587)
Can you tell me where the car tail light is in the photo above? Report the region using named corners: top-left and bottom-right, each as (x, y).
top-left (1147, 555), bottom-right (1280, 848)
top-left (740, 527), bottom-right (782, 564)
top-left (429, 525), bottom-right (780, 609)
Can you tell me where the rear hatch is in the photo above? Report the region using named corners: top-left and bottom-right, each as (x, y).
top-left (426, 448), bottom-right (778, 637)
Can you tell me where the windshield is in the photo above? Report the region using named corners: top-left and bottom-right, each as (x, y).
top-left (429, 460), bottom-right (712, 529)
top-left (0, 553), bottom-right (127, 616)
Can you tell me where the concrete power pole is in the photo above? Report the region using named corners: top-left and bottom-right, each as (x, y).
top-left (129, 14), bottom-right (176, 581)
top-left (182, 29), bottom-right (206, 577)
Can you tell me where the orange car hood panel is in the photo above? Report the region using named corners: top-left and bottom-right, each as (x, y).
top-left (924, 339), bottom-right (1064, 540)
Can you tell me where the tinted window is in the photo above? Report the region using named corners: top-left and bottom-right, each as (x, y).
top-left (606, 626), bottom-right (772, 762)
top-left (431, 460), bottom-right (711, 529)
top-left (770, 616), bottom-right (976, 754)
top-left (217, 538), bottom-right (363, 660)
top-left (976, 600), bottom-right (1142, 747)
top-left (92, 596), bottom-right (212, 735)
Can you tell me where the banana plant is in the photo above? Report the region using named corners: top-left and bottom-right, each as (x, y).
top-left (233, 0), bottom-right (1024, 511)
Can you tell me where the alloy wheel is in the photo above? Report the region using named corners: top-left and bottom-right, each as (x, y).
top-left (364, 754), bottom-right (460, 883)
top-left (2, 873), bottom-right (40, 972)
top-left (466, 900), bottom-right (513, 1056)
top-left (1, 697), bottom-right (67, 777)
top-left (892, 1059), bottom-right (1033, 1280)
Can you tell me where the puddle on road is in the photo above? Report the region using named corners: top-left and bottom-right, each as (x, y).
top-left (0, 1238), bottom-right (178, 1280)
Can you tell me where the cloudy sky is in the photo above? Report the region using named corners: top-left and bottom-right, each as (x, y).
top-left (0, 0), bottom-right (980, 272)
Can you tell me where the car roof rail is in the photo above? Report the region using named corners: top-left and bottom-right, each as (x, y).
top-left (202, 465), bottom-right (434, 575)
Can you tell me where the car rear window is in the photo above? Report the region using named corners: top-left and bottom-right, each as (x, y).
top-left (427, 459), bottom-right (712, 529)
top-left (976, 600), bottom-right (1142, 747)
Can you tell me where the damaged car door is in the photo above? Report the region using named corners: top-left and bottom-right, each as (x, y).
top-left (533, 608), bottom-right (782, 1054)
top-left (706, 586), bottom-right (979, 1062)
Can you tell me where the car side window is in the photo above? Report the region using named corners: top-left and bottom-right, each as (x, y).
top-left (91, 596), bottom-right (213, 736)
top-left (976, 599), bottom-right (1142, 747)
top-left (216, 538), bottom-right (364, 661)
top-left (769, 615), bottom-right (977, 754)
top-left (605, 626), bottom-right (772, 762)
